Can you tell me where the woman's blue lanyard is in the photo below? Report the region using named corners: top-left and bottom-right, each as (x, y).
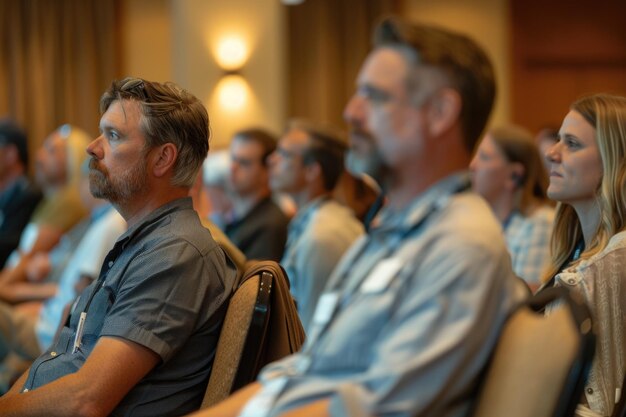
top-left (502, 210), bottom-right (518, 231)
top-left (538, 238), bottom-right (585, 294)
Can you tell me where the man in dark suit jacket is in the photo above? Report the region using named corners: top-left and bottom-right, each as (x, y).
top-left (0, 120), bottom-right (42, 268)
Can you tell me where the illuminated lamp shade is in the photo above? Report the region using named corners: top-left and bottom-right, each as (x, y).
top-left (217, 74), bottom-right (248, 111)
top-left (216, 36), bottom-right (248, 71)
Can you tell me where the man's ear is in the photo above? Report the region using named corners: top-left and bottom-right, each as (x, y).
top-left (304, 161), bottom-right (321, 183)
top-left (426, 88), bottom-right (461, 138)
top-left (3, 144), bottom-right (18, 165)
top-left (151, 143), bottom-right (178, 178)
top-left (508, 162), bottom-right (525, 190)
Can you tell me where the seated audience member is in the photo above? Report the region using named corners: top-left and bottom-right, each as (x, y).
top-left (0, 77), bottom-right (237, 416)
top-left (539, 94), bottom-right (626, 417)
top-left (202, 149), bottom-right (234, 230)
top-left (0, 120), bottom-right (42, 268)
top-left (535, 126), bottom-right (559, 173)
top-left (332, 170), bottom-right (381, 226)
top-left (0, 164), bottom-right (126, 390)
top-left (1, 125), bottom-right (90, 281)
top-left (190, 170), bottom-right (246, 276)
top-left (225, 128), bottom-right (289, 261)
top-left (189, 17), bottom-right (525, 417)
top-left (0, 160), bottom-right (98, 304)
top-left (470, 125), bottom-right (554, 288)
top-left (269, 119), bottom-right (364, 332)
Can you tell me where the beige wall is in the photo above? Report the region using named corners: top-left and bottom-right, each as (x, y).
top-left (121, 0), bottom-right (173, 83)
top-left (121, 0), bottom-right (509, 147)
top-left (122, 0), bottom-right (286, 149)
top-left (404, 0), bottom-right (511, 128)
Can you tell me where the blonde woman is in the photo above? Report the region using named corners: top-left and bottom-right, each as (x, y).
top-left (541, 93), bottom-right (626, 417)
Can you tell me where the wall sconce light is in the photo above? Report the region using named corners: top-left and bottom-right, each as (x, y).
top-left (216, 74), bottom-right (248, 111)
top-left (216, 36), bottom-right (248, 72)
top-left (213, 34), bottom-right (250, 111)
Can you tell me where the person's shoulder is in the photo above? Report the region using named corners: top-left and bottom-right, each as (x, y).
top-left (529, 204), bottom-right (556, 222)
top-left (312, 200), bottom-right (363, 233)
top-left (438, 192), bottom-right (505, 251)
top-left (154, 204), bottom-right (219, 253)
top-left (258, 197), bottom-right (289, 225)
top-left (603, 230), bottom-right (626, 253)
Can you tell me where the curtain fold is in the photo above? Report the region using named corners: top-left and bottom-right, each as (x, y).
top-left (0, 0), bottom-right (121, 169)
top-left (286, 0), bottom-right (404, 129)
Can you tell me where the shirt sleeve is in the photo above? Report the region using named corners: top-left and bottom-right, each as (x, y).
top-left (294, 233), bottom-right (354, 332)
top-left (100, 241), bottom-right (223, 362)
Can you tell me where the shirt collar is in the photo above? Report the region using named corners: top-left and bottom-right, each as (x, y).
top-left (115, 197), bottom-right (193, 248)
top-left (373, 171), bottom-right (471, 234)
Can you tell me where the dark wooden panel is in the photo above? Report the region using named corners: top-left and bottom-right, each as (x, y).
top-left (510, 0), bottom-right (626, 132)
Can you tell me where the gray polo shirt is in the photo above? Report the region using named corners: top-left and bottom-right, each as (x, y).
top-left (22, 197), bottom-right (238, 416)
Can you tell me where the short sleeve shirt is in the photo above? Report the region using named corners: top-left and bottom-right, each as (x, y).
top-left (22, 197), bottom-right (238, 416)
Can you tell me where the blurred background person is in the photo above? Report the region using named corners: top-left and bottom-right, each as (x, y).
top-left (0, 120), bottom-right (42, 268)
top-left (268, 119), bottom-right (364, 331)
top-left (224, 128), bottom-right (288, 261)
top-left (2, 124), bottom-right (90, 274)
top-left (535, 126), bottom-right (559, 173)
top-left (201, 149), bottom-right (234, 230)
top-left (0, 160), bottom-right (126, 392)
top-left (470, 125), bottom-right (554, 288)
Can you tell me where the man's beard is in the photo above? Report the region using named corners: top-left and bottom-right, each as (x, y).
top-left (88, 158), bottom-right (147, 204)
top-left (345, 129), bottom-right (388, 186)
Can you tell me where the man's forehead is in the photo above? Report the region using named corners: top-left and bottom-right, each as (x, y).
top-left (231, 137), bottom-right (263, 155)
top-left (282, 128), bottom-right (310, 147)
top-left (358, 47), bottom-right (410, 86)
top-left (44, 131), bottom-right (65, 148)
top-left (100, 99), bottom-right (141, 129)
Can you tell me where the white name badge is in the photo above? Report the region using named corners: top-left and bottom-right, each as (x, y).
top-left (312, 292), bottom-right (339, 326)
top-left (360, 257), bottom-right (403, 293)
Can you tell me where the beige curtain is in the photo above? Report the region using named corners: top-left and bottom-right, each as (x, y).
top-left (0, 0), bottom-right (121, 169)
top-left (286, 0), bottom-right (404, 129)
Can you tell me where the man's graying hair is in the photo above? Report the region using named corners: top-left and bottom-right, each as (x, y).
top-left (374, 17), bottom-right (496, 153)
top-left (100, 77), bottom-right (210, 187)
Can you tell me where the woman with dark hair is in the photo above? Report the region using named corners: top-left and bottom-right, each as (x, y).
top-left (470, 124), bottom-right (554, 288)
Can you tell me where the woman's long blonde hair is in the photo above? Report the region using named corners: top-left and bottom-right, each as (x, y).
top-left (542, 94), bottom-right (626, 282)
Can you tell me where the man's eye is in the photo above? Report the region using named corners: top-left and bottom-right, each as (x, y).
top-left (360, 86), bottom-right (391, 103)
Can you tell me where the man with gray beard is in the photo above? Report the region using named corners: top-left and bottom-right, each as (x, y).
top-left (189, 16), bottom-right (526, 417)
top-left (0, 78), bottom-right (238, 417)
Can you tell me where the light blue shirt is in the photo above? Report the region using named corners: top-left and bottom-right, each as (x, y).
top-left (281, 197), bottom-right (364, 332)
top-left (504, 205), bottom-right (554, 286)
top-left (247, 173), bottom-right (526, 417)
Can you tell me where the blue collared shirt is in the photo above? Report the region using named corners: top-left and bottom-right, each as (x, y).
top-left (249, 173), bottom-right (526, 417)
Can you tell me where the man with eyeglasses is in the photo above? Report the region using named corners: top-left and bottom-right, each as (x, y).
top-left (268, 119), bottom-right (363, 333)
top-left (189, 17), bottom-right (526, 417)
top-left (224, 128), bottom-right (289, 261)
top-left (0, 78), bottom-right (238, 416)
